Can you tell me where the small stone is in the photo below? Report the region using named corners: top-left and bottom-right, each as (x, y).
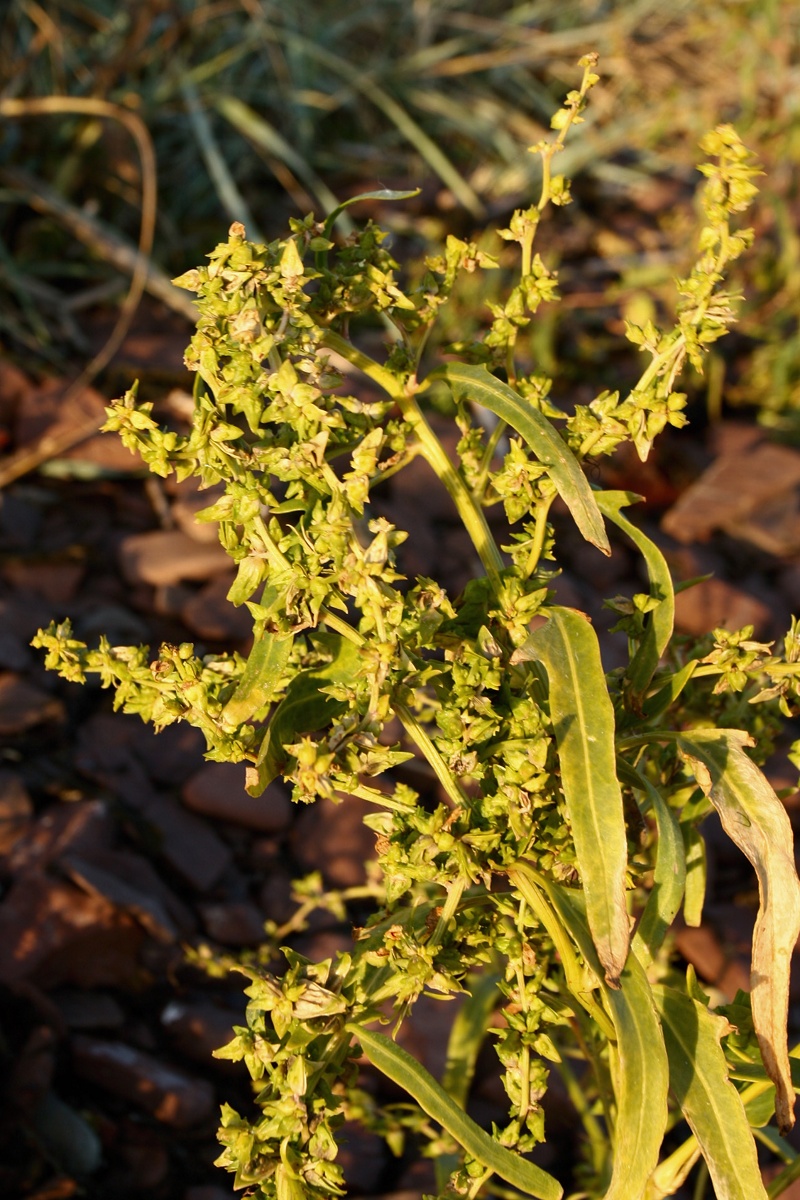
top-left (291, 794), bottom-right (377, 887)
top-left (662, 442), bottom-right (800, 545)
top-left (0, 874), bottom-right (142, 988)
top-left (142, 795), bottom-right (233, 892)
top-left (674, 577), bottom-right (772, 637)
top-left (183, 763), bottom-right (293, 834)
top-left (171, 484), bottom-right (225, 544)
top-left (33, 1090), bottom-right (103, 1176)
top-left (8, 799), bottom-right (114, 875)
top-left (182, 575), bottom-right (252, 641)
top-left (2, 559), bottom-right (85, 605)
top-left (673, 923), bottom-right (726, 985)
top-left (71, 1036), bottom-right (216, 1128)
top-left (199, 901), bottom-right (265, 946)
top-left (132, 720), bottom-right (206, 786)
top-left (161, 999), bottom-right (244, 1069)
top-left (0, 770), bottom-right (33, 854)
top-left (60, 852), bottom-right (184, 943)
top-left (53, 990), bottom-right (125, 1030)
top-left (0, 673), bottom-right (64, 735)
top-left (118, 529), bottom-right (230, 587)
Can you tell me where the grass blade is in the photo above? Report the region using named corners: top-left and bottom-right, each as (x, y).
top-left (678, 729), bottom-right (800, 1133)
top-left (181, 78), bottom-right (264, 241)
top-left (513, 607), bottom-right (629, 984)
top-left (348, 1023), bottom-right (563, 1200)
top-left (438, 364), bottom-right (610, 555)
top-left (215, 94), bottom-right (351, 229)
top-left (596, 490), bottom-right (674, 696)
top-left (653, 984), bottom-right (768, 1200)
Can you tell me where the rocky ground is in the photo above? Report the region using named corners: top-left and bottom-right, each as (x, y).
top-left (2, 314), bottom-right (800, 1200)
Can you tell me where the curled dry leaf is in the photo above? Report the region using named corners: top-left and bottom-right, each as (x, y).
top-left (678, 728), bottom-right (800, 1134)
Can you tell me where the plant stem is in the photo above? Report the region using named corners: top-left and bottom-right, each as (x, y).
top-left (321, 330), bottom-right (505, 589)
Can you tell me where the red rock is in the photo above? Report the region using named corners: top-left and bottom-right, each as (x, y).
top-left (72, 1035), bottom-right (216, 1128)
top-left (0, 770), bottom-right (33, 854)
top-left (182, 575), bottom-right (252, 641)
top-left (171, 483), bottom-right (225, 545)
top-left (674, 577), bottom-right (772, 638)
top-left (161, 999), bottom-right (244, 1069)
top-left (662, 441), bottom-right (800, 544)
top-left (2, 559), bottom-right (85, 606)
top-left (132, 720), bottom-right (206, 786)
top-left (7, 799), bottom-right (114, 875)
top-left (53, 990), bottom-right (125, 1030)
top-left (0, 673), bottom-right (64, 734)
top-left (60, 850), bottom-right (193, 943)
top-left (119, 529), bottom-right (230, 586)
top-left (673, 923), bottom-right (726, 985)
top-left (13, 376), bottom-right (143, 472)
top-left (182, 763), bottom-right (292, 834)
top-left (141, 795), bottom-right (233, 891)
top-left (199, 901), bottom-right (265, 946)
top-left (0, 874), bottom-right (142, 988)
top-left (291, 794), bottom-right (376, 887)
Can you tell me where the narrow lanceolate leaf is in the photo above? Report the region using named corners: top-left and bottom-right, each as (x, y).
top-left (515, 607), bottom-right (629, 984)
top-left (545, 883), bottom-right (669, 1200)
top-left (219, 633), bottom-right (293, 729)
top-left (678, 729), bottom-right (800, 1134)
top-left (347, 1023), bottom-right (563, 1200)
top-left (618, 764), bottom-right (686, 968)
top-left (653, 984), bottom-right (767, 1200)
top-left (247, 632), bottom-right (362, 796)
top-left (595, 491), bottom-right (674, 697)
top-left (438, 363), bottom-right (610, 555)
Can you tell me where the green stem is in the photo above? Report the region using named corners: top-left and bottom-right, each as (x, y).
top-left (427, 875), bottom-right (467, 949)
top-left (471, 417), bottom-right (507, 501)
top-left (525, 494), bottom-right (555, 576)
top-left (507, 863), bottom-right (616, 1042)
top-left (394, 702), bottom-right (469, 808)
top-left (322, 331), bottom-right (505, 589)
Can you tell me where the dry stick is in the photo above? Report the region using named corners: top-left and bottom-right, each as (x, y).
top-left (0, 166), bottom-right (198, 322)
top-left (0, 97), bottom-right (163, 488)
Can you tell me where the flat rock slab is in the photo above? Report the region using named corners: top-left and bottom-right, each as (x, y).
top-left (662, 441), bottom-right (800, 545)
top-left (0, 873), bottom-right (142, 988)
top-left (182, 762), bottom-right (292, 834)
top-left (119, 529), bottom-right (230, 586)
top-left (673, 576), bottom-right (772, 637)
top-left (71, 1036), bottom-right (216, 1128)
top-left (0, 673), bottom-right (64, 735)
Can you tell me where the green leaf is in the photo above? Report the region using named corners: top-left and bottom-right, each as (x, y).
top-left (436, 971), bottom-right (501, 1189)
top-left (653, 984), bottom-right (767, 1200)
top-left (323, 187), bottom-right (422, 238)
top-left (681, 823), bottom-right (707, 928)
top-left (544, 883), bottom-right (669, 1200)
top-left (641, 659), bottom-right (698, 721)
top-left (438, 364), bottom-right (610, 555)
top-left (595, 491), bottom-right (674, 696)
top-left (678, 729), bottom-right (800, 1134)
top-left (618, 763), bottom-right (686, 967)
top-left (220, 633), bottom-right (293, 730)
top-left (247, 632), bottom-right (362, 796)
top-left (347, 1023), bottom-right (563, 1200)
top-left (514, 607), bottom-right (629, 984)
